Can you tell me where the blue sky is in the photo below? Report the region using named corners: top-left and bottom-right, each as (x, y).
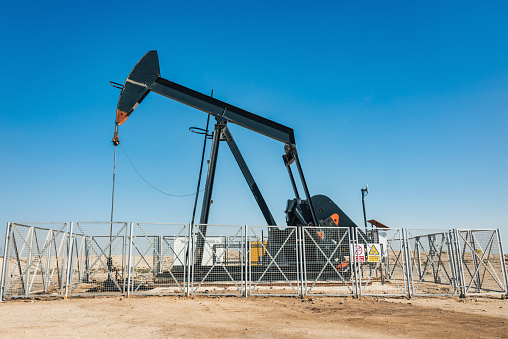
top-left (0, 0), bottom-right (507, 250)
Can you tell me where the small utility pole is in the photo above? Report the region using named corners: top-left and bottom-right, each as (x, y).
top-left (361, 185), bottom-right (369, 228)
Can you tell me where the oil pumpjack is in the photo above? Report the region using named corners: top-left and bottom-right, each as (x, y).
top-left (113, 50), bottom-right (359, 280)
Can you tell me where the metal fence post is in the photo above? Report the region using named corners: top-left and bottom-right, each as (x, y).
top-left (453, 229), bottom-right (466, 298)
top-left (350, 228), bottom-right (358, 298)
top-left (298, 226), bottom-right (305, 298)
top-left (402, 228), bottom-right (412, 299)
top-left (495, 229), bottom-right (508, 297)
top-left (186, 223), bottom-right (192, 296)
top-left (243, 225), bottom-right (247, 297)
top-left (24, 227), bottom-right (34, 297)
top-left (0, 222), bottom-right (12, 302)
top-left (300, 226), bottom-right (307, 298)
top-left (243, 225), bottom-right (248, 297)
top-left (126, 222), bottom-right (134, 298)
top-left (407, 229), bottom-right (414, 299)
top-left (446, 231), bottom-right (459, 295)
top-left (247, 225), bottom-right (251, 297)
top-left (64, 222), bottom-right (75, 299)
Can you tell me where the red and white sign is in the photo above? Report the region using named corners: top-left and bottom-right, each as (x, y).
top-left (350, 244), bottom-right (365, 262)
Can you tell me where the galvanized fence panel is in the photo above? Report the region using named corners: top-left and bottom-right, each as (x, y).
top-left (128, 223), bottom-right (188, 296)
top-left (0, 222), bottom-right (68, 299)
top-left (456, 229), bottom-right (507, 296)
top-left (355, 228), bottom-right (408, 297)
top-left (190, 224), bottom-right (245, 296)
top-left (2, 221), bottom-right (508, 301)
top-left (248, 226), bottom-right (300, 296)
top-left (302, 226), bottom-right (354, 296)
top-left (67, 222), bottom-right (129, 296)
top-left (405, 229), bottom-right (458, 296)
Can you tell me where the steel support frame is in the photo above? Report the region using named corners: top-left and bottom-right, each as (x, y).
top-left (196, 121), bottom-right (278, 265)
top-left (223, 126), bottom-right (276, 226)
top-left (195, 121), bottom-right (224, 265)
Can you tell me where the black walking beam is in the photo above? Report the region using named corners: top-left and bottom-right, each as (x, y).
top-left (116, 51), bottom-right (295, 145)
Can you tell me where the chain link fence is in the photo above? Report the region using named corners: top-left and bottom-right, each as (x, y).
top-left (1, 222), bottom-right (507, 300)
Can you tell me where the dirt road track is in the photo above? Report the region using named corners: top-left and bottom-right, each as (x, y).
top-left (0, 296), bottom-right (507, 338)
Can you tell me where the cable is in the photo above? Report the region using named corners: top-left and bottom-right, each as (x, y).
top-left (119, 143), bottom-right (205, 197)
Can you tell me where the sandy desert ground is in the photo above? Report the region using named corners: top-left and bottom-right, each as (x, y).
top-left (0, 294), bottom-right (507, 338)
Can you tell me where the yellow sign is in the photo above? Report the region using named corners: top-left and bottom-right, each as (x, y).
top-left (251, 241), bottom-right (267, 265)
top-left (368, 244), bottom-right (380, 262)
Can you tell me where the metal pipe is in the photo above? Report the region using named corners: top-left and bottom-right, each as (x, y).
top-left (110, 125), bottom-right (119, 261)
top-left (361, 189), bottom-right (368, 228)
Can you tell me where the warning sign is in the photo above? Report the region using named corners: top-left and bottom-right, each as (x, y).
top-left (368, 244), bottom-right (381, 262)
top-left (350, 244), bottom-right (365, 262)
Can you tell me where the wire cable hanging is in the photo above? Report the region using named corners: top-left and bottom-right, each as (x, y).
top-left (119, 143), bottom-right (205, 197)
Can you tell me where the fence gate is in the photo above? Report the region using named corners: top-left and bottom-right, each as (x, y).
top-left (66, 222), bottom-right (129, 296)
top-left (354, 228), bottom-right (408, 297)
top-left (128, 223), bottom-right (188, 296)
top-left (248, 226), bottom-right (300, 296)
top-left (0, 223), bottom-right (68, 299)
top-left (302, 226), bottom-right (354, 296)
top-left (455, 229), bottom-right (508, 296)
top-left (405, 229), bottom-right (458, 296)
top-left (190, 224), bottom-right (245, 296)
